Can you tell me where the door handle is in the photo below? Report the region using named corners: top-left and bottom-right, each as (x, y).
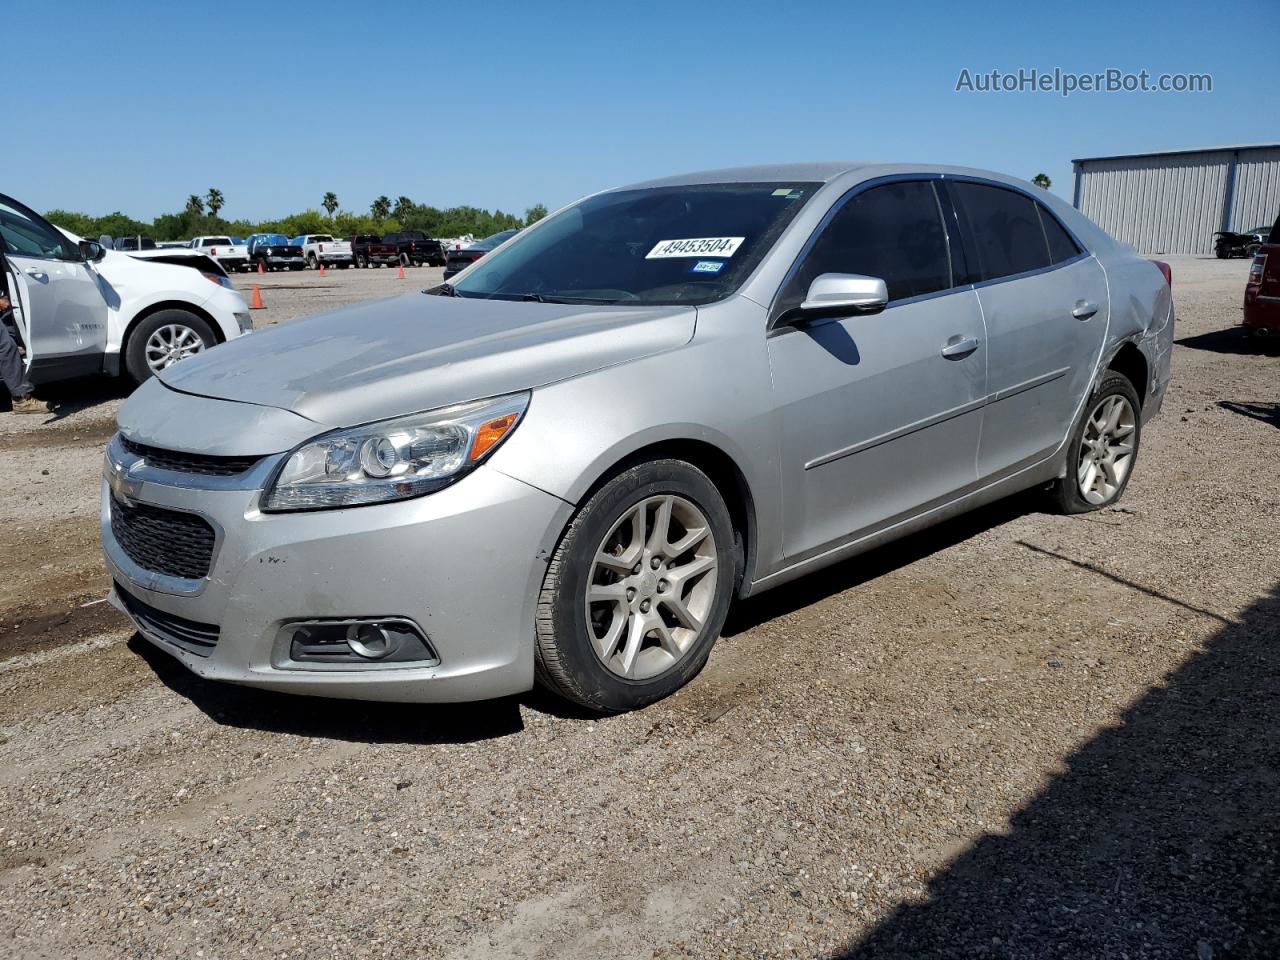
top-left (1072, 300), bottom-right (1099, 320)
top-left (24, 267), bottom-right (46, 280)
top-left (941, 335), bottom-right (979, 360)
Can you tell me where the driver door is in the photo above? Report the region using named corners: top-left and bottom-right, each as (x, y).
top-left (0, 193), bottom-right (107, 382)
top-left (767, 179), bottom-right (988, 563)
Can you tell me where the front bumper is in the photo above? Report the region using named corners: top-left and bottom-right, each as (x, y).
top-left (101, 436), bottom-right (573, 702)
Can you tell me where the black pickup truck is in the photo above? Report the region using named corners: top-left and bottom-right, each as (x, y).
top-left (350, 235), bottom-right (400, 268)
top-left (383, 231), bottom-right (447, 267)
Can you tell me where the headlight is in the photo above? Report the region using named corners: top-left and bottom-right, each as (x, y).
top-left (262, 392), bottom-right (529, 512)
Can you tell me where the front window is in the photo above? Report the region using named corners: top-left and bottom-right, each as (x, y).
top-left (1, 195), bottom-right (79, 261)
top-left (449, 182), bottom-right (818, 305)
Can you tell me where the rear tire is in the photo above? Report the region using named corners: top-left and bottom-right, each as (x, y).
top-left (534, 460), bottom-right (736, 713)
top-left (307, 253), bottom-right (319, 269)
top-left (1049, 372), bottom-right (1142, 514)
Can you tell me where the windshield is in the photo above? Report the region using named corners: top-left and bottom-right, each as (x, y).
top-left (450, 182), bottom-right (817, 305)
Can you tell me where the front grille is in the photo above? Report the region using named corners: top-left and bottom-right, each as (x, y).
top-left (110, 495), bottom-right (216, 580)
top-left (116, 582), bottom-right (219, 657)
top-left (120, 436), bottom-right (261, 477)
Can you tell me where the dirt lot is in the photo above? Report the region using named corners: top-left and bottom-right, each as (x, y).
top-left (1, 258), bottom-right (1276, 959)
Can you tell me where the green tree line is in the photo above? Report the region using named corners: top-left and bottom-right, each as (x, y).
top-left (45, 189), bottom-right (549, 244)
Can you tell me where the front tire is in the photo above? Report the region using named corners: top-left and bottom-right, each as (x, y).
top-left (535, 460), bottom-right (736, 713)
top-left (1050, 372), bottom-right (1142, 514)
top-left (124, 310), bottom-right (216, 384)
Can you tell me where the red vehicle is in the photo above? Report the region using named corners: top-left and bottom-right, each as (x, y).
top-left (1243, 214), bottom-right (1280, 343)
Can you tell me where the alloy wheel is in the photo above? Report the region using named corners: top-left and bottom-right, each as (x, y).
top-left (1078, 394), bottom-right (1136, 505)
top-left (144, 323), bottom-right (206, 373)
top-left (585, 494), bottom-right (718, 680)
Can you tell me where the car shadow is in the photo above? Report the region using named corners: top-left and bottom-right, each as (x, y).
top-left (831, 580), bottom-right (1280, 958)
top-left (129, 634), bottom-right (527, 744)
top-left (1175, 327), bottom-right (1261, 356)
top-left (723, 490), bottom-right (1040, 638)
top-left (1219, 400), bottom-right (1280, 429)
top-left (20, 374), bottom-right (133, 422)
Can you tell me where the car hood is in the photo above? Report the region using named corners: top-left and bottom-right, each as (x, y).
top-left (157, 292), bottom-right (696, 428)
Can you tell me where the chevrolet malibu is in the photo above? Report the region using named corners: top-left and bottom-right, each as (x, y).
top-left (103, 164), bottom-right (1173, 712)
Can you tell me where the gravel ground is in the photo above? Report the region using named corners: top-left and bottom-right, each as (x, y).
top-left (1, 256), bottom-right (1276, 959)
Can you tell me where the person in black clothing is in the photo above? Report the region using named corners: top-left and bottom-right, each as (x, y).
top-left (0, 245), bottom-right (50, 414)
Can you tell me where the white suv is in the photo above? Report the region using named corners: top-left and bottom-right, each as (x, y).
top-left (1, 192), bottom-right (251, 385)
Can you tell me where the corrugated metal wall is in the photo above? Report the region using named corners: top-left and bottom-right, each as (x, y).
top-left (1230, 147), bottom-right (1280, 234)
top-left (1075, 146), bottom-right (1280, 255)
top-left (1076, 151), bottom-right (1231, 255)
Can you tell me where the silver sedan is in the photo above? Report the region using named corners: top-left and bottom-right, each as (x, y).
top-left (102, 163), bottom-right (1174, 712)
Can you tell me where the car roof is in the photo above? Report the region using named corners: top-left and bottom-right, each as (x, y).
top-left (624, 162), bottom-right (864, 189)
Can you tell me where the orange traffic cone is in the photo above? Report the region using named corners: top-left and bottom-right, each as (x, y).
top-left (397, 263), bottom-right (407, 280)
top-left (318, 263), bottom-right (326, 277)
top-left (250, 285), bottom-right (265, 309)
top-left (257, 261), bottom-right (265, 276)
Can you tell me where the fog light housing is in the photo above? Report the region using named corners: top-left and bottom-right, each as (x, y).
top-left (279, 618), bottom-right (438, 669)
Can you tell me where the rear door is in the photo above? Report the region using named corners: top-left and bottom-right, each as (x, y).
top-left (767, 179), bottom-right (988, 562)
top-left (946, 181), bottom-right (1108, 479)
top-left (0, 193), bottom-right (107, 381)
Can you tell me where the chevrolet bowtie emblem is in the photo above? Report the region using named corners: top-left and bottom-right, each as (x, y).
top-left (108, 461), bottom-right (144, 504)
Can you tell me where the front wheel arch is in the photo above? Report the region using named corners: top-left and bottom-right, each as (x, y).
top-left (568, 438), bottom-right (757, 598)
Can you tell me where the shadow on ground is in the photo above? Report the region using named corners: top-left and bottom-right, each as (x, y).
top-left (834, 582), bottom-right (1280, 959)
top-left (1219, 401), bottom-right (1280, 430)
top-left (1176, 328), bottom-right (1274, 356)
top-left (725, 490), bottom-right (1040, 637)
top-left (14, 374), bottom-right (133, 421)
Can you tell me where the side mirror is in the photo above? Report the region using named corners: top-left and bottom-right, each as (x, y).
top-left (799, 273), bottom-right (888, 317)
top-left (79, 240), bottom-right (107, 262)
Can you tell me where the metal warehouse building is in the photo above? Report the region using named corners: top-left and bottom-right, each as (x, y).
top-left (1072, 143), bottom-right (1280, 255)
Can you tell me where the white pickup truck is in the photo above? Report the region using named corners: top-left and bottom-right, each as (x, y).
top-left (295, 234), bottom-right (353, 269)
top-left (189, 235), bottom-right (250, 273)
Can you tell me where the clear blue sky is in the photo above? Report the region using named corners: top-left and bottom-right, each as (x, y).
top-left (8, 0), bottom-right (1270, 221)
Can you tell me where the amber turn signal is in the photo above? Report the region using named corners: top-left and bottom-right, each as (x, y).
top-left (469, 413), bottom-right (519, 461)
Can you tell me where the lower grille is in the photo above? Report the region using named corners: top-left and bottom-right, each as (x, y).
top-left (116, 582), bottom-right (220, 657)
top-left (110, 496), bottom-right (216, 580)
top-left (120, 436), bottom-right (261, 477)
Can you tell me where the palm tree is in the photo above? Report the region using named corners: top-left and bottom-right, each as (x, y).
top-left (322, 192), bottom-right (339, 217)
top-left (393, 195), bottom-right (414, 221)
top-left (205, 188), bottom-right (224, 218)
top-left (1031, 173), bottom-right (1052, 189)
top-left (185, 194), bottom-right (204, 217)
top-left (371, 196), bottom-right (391, 221)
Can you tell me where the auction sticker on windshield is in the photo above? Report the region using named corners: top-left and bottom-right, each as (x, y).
top-left (646, 237), bottom-right (744, 259)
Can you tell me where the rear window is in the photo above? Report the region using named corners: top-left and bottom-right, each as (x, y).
top-left (310, 235), bottom-right (333, 243)
top-left (202, 237), bottom-right (232, 246)
top-left (950, 182), bottom-right (1050, 281)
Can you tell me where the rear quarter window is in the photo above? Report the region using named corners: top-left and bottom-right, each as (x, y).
top-left (1037, 207), bottom-right (1082, 264)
